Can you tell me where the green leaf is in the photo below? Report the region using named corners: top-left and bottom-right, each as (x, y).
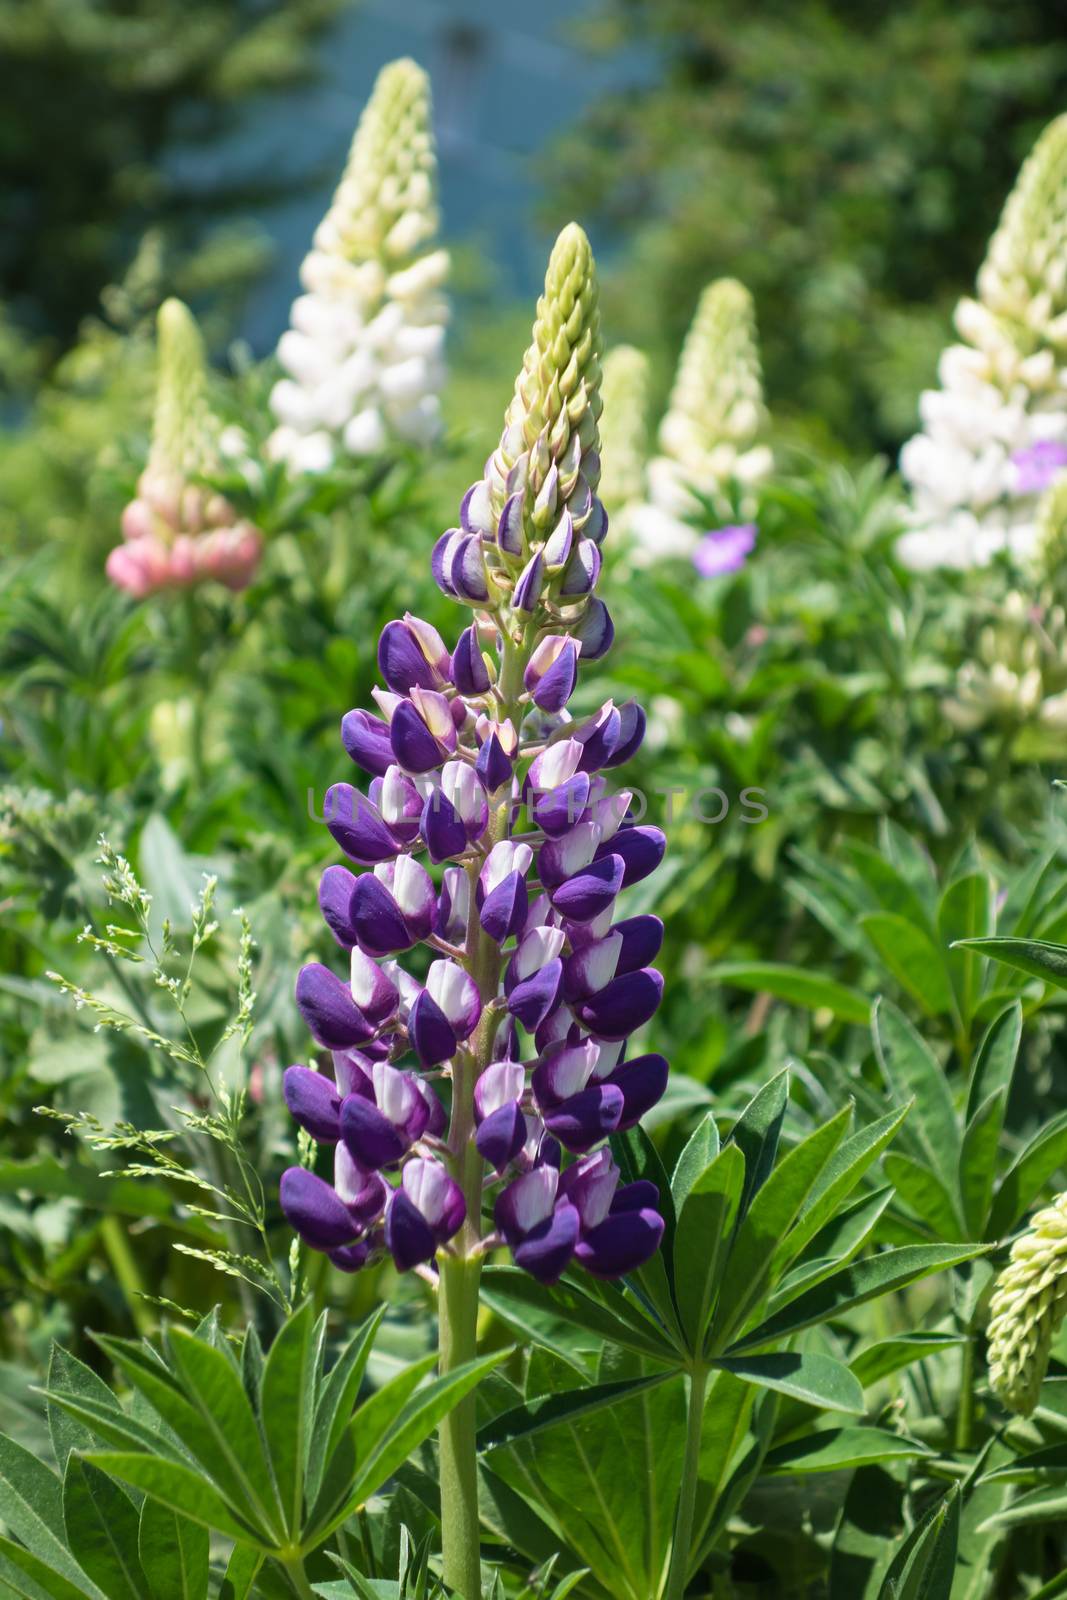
top-left (42, 1393), bottom-right (187, 1466)
top-left (260, 1302), bottom-right (321, 1539)
top-left (0, 1533), bottom-right (100, 1600)
top-left (714, 1107), bottom-right (852, 1349)
top-left (670, 1111), bottom-right (720, 1214)
top-left (794, 1103), bottom-right (911, 1258)
top-left (92, 1336), bottom-right (280, 1543)
top-left (977, 1487), bottom-right (1067, 1532)
top-left (988, 1110), bottom-right (1067, 1239)
top-left (709, 963), bottom-right (870, 1024)
top-left (872, 1000), bottom-right (960, 1172)
top-left (730, 1244), bottom-right (987, 1352)
top-left (137, 1498), bottom-right (208, 1600)
top-left (0, 1433), bottom-right (99, 1593)
top-left (879, 1483), bottom-right (959, 1599)
top-left (763, 1426), bottom-right (932, 1475)
top-left (714, 1352), bottom-right (864, 1413)
top-left (882, 1153), bottom-right (961, 1239)
top-left (47, 1347), bottom-right (119, 1469)
top-left (844, 841), bottom-right (934, 933)
top-left (848, 1333), bottom-right (964, 1388)
top-left (306, 1306), bottom-right (385, 1506)
top-left (965, 1000), bottom-right (1022, 1126)
top-left (479, 1270), bottom-right (673, 1365)
top-left (959, 1091), bottom-right (1003, 1237)
top-left (938, 872), bottom-right (992, 1025)
top-left (62, 1455), bottom-right (148, 1600)
top-left (952, 936), bottom-right (1067, 992)
top-left (985, 1438), bottom-right (1067, 1480)
top-left (477, 1375), bottom-right (671, 1454)
top-left (82, 1457), bottom-right (260, 1547)
top-left (861, 915), bottom-right (956, 1018)
top-left (610, 1124), bottom-right (682, 1337)
top-left (674, 1144), bottom-right (745, 1350)
top-left (729, 1068), bottom-right (790, 1220)
top-left (314, 1352), bottom-right (510, 1542)
top-left (218, 1545), bottom-right (263, 1600)
top-left (348, 1352), bottom-right (439, 1469)
top-left (830, 1465), bottom-right (906, 1599)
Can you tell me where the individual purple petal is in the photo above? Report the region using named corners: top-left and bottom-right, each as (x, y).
top-left (692, 523), bottom-right (756, 579)
top-left (474, 1060), bottom-right (526, 1121)
top-left (403, 1157), bottom-right (466, 1241)
top-left (376, 766), bottom-right (424, 845)
top-left (332, 1049), bottom-right (375, 1098)
top-left (562, 932), bottom-right (623, 1003)
top-left (542, 507), bottom-right (574, 568)
top-left (417, 1076), bottom-right (448, 1138)
top-left (532, 773), bottom-right (591, 838)
top-left (584, 497), bottom-right (608, 545)
top-left (461, 480), bottom-right (494, 536)
top-left (1013, 440), bottom-right (1067, 496)
top-left (513, 1204), bottom-right (580, 1283)
top-left (296, 963), bottom-right (374, 1049)
top-left (422, 789), bottom-right (469, 863)
top-left (319, 865), bottom-right (359, 948)
top-left (426, 960), bottom-right (482, 1037)
top-left (340, 1096), bottom-right (409, 1168)
top-left (409, 988), bottom-right (458, 1067)
top-left (452, 625), bottom-right (491, 695)
top-left (390, 700), bottom-right (446, 773)
top-left (476, 731), bottom-right (513, 792)
top-left (531, 1039), bottom-right (600, 1107)
top-left (388, 856), bottom-right (437, 941)
top-left (603, 1053), bottom-right (670, 1128)
top-left (575, 968), bottom-right (664, 1040)
top-left (512, 552), bottom-right (544, 614)
top-left (539, 821), bottom-right (602, 889)
top-left (559, 538), bottom-right (601, 596)
top-left (450, 534), bottom-right (490, 602)
top-left (595, 825), bottom-right (666, 888)
top-left (341, 709), bottom-right (394, 777)
top-left (480, 872), bottom-right (529, 943)
top-left (378, 617), bottom-right (449, 694)
top-left (441, 761), bottom-right (489, 840)
top-left (280, 1168), bottom-right (359, 1250)
top-left (283, 1066), bottom-right (342, 1142)
top-left (497, 490), bottom-right (525, 556)
top-left (495, 1165), bottom-right (560, 1243)
top-left (611, 914), bottom-right (664, 973)
top-left (611, 1179), bottom-right (661, 1214)
top-left (570, 704), bottom-right (620, 773)
top-left (525, 636), bottom-right (579, 713)
top-left (325, 784), bottom-right (400, 865)
top-left (550, 854), bottom-right (625, 923)
top-left (435, 866), bottom-right (470, 944)
top-left (574, 1207), bottom-right (665, 1278)
top-left (385, 1188), bottom-right (438, 1271)
top-left (327, 1240), bottom-right (374, 1272)
top-left (349, 948), bottom-right (399, 1027)
top-left (542, 1083), bottom-right (625, 1152)
top-left (574, 599), bottom-right (614, 661)
top-left (351, 874), bottom-right (413, 956)
top-left (508, 958), bottom-right (564, 1031)
top-left (431, 529), bottom-right (462, 597)
top-left (558, 1149), bottom-right (620, 1228)
top-left (603, 701), bottom-right (646, 768)
top-left (527, 738), bottom-right (583, 794)
top-left (334, 1144), bottom-right (390, 1228)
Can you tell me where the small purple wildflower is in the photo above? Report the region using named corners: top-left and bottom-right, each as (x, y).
top-left (692, 522), bottom-right (757, 578)
top-left (1012, 440), bottom-right (1067, 497)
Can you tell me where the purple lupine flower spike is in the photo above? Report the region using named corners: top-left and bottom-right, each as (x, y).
top-left (282, 224), bottom-right (668, 1286)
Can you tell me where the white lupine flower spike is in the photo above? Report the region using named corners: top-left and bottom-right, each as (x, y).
top-left (269, 58), bottom-right (449, 473)
top-left (900, 114), bottom-right (1067, 571)
top-left (630, 277), bottom-right (771, 564)
top-left (987, 1190), bottom-right (1067, 1416)
top-left (599, 344), bottom-right (650, 522)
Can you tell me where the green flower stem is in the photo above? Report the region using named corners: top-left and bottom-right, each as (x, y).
top-left (99, 1215), bottom-right (153, 1337)
top-left (279, 1553), bottom-right (317, 1599)
top-left (665, 1362), bottom-right (708, 1600)
top-left (955, 1326), bottom-right (976, 1451)
top-left (437, 629), bottom-right (532, 1598)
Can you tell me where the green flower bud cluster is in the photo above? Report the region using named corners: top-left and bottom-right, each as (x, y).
top-left (599, 344), bottom-right (650, 517)
top-left (974, 113), bottom-right (1067, 364)
top-left (486, 222), bottom-right (603, 540)
top-left (149, 298), bottom-right (216, 484)
top-left (987, 1189), bottom-right (1067, 1415)
top-left (630, 278), bottom-right (770, 561)
top-left (946, 590), bottom-right (1067, 734)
